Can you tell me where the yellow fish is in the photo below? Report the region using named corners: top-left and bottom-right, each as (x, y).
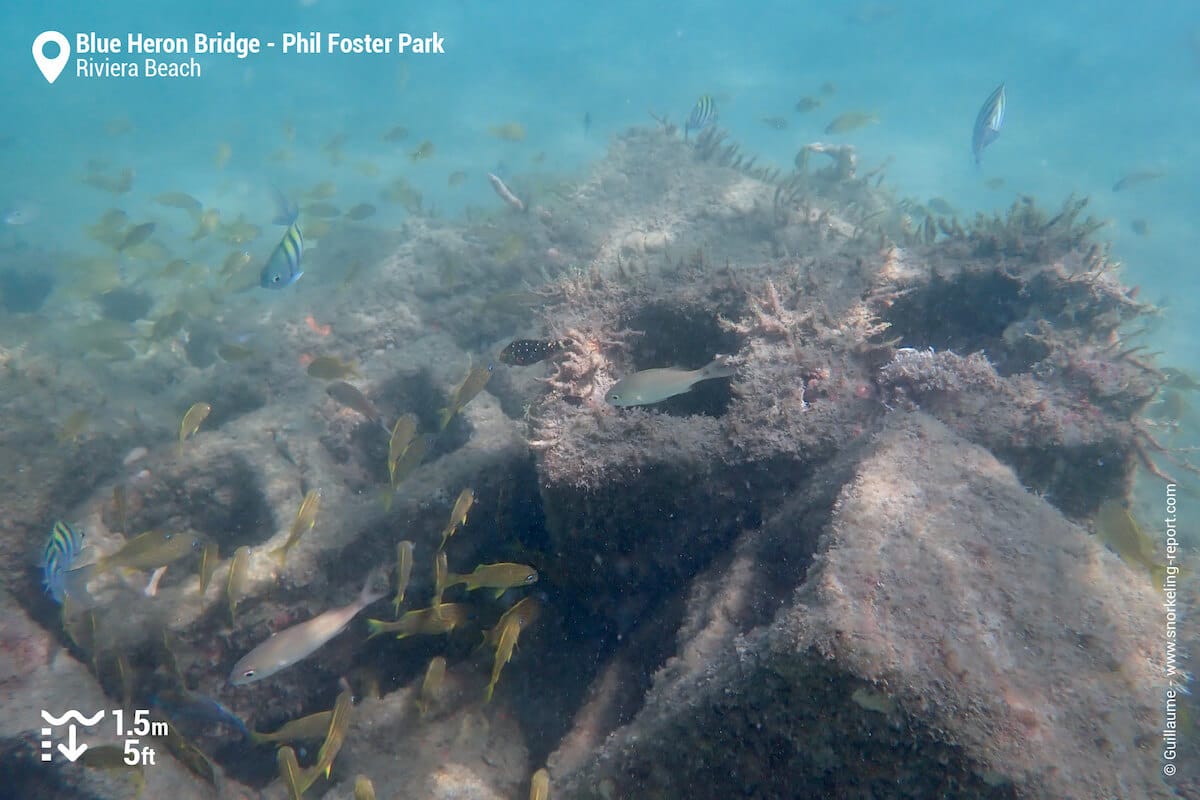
top-left (178, 402), bottom-right (212, 456)
top-left (417, 656), bottom-right (446, 715)
top-left (446, 562), bottom-right (538, 598)
top-left (1095, 500), bottom-right (1169, 587)
top-left (354, 776), bottom-right (377, 800)
top-left (392, 540), bottom-right (414, 615)
top-left (313, 690), bottom-right (352, 779)
top-left (489, 122), bottom-right (527, 141)
top-left (365, 603), bottom-right (470, 639)
top-left (824, 111), bottom-right (879, 134)
top-left (387, 414), bottom-right (417, 479)
top-left (250, 710), bottom-right (334, 745)
top-left (307, 356), bottom-right (358, 380)
top-left (226, 545), bottom-right (249, 623)
top-left (485, 613), bottom-right (522, 703)
top-left (439, 362), bottom-right (493, 429)
top-left (529, 768), bottom-right (550, 800)
top-left (440, 488), bottom-right (474, 551)
top-left (198, 541), bottom-right (219, 594)
top-left (431, 550), bottom-right (449, 611)
top-left (271, 488), bottom-right (322, 565)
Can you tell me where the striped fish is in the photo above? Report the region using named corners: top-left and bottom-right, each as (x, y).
top-left (259, 200), bottom-right (304, 289)
top-left (42, 520), bottom-right (85, 603)
top-left (685, 94), bottom-right (717, 140)
top-left (971, 83), bottom-right (1006, 166)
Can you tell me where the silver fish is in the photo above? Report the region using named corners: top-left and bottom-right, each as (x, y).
top-left (605, 355), bottom-right (736, 407)
top-left (971, 83), bottom-right (1006, 165)
top-left (229, 574), bottom-right (385, 685)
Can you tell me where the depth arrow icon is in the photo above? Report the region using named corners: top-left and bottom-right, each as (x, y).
top-left (57, 725), bottom-right (88, 762)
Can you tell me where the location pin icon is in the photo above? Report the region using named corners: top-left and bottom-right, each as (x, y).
top-left (32, 31), bottom-right (70, 84)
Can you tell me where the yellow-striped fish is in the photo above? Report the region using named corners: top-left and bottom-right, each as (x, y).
top-left (392, 540), bottom-right (414, 615)
top-left (439, 489), bottom-right (474, 551)
top-left (178, 402), bottom-right (211, 456)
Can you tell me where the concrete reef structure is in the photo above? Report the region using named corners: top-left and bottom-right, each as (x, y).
top-left (0, 123), bottom-right (1182, 796)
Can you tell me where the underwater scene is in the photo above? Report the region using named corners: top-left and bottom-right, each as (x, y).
top-left (0, 0), bottom-right (1197, 798)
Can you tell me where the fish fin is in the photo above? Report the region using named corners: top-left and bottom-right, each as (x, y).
top-left (364, 618), bottom-right (387, 639)
top-left (437, 407), bottom-right (453, 431)
top-left (61, 564), bottom-right (98, 608)
top-left (270, 544), bottom-right (288, 567)
top-left (701, 354), bottom-right (737, 379)
top-left (270, 188), bottom-right (299, 226)
top-left (484, 681), bottom-right (495, 704)
top-left (493, 587), bottom-right (507, 600)
top-left (360, 570), bottom-right (389, 607)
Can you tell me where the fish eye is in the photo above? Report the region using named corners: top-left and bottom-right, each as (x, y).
top-left (273, 274), bottom-right (281, 283)
top-left (609, 393), bottom-right (620, 401)
top-left (524, 573), bottom-right (538, 583)
top-left (242, 669), bottom-right (256, 679)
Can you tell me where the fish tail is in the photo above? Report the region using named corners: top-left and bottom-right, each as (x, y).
top-left (1152, 565), bottom-right (1170, 592)
top-left (359, 570), bottom-right (388, 607)
top-left (365, 618), bottom-right (388, 639)
top-left (270, 188), bottom-right (299, 226)
top-left (484, 680), bottom-right (496, 704)
top-left (61, 564), bottom-right (98, 608)
top-left (701, 354), bottom-right (737, 379)
top-left (270, 544), bottom-right (289, 567)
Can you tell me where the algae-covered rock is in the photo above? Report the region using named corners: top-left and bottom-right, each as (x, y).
top-left (552, 412), bottom-right (1170, 799)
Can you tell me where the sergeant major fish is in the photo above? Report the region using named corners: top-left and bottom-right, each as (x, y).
top-left (260, 197), bottom-right (304, 289)
top-left (230, 573), bottom-right (385, 685)
top-left (685, 94), bottom-right (716, 140)
top-left (42, 520), bottom-right (87, 604)
top-left (971, 82), bottom-right (1006, 166)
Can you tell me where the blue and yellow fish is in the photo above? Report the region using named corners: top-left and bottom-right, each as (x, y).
top-left (685, 94), bottom-right (717, 140)
top-left (971, 83), bottom-right (1006, 166)
top-left (260, 199), bottom-right (304, 289)
top-left (42, 520), bottom-right (85, 604)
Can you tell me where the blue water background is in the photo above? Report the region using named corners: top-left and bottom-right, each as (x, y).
top-left (0, 0), bottom-right (1195, 410)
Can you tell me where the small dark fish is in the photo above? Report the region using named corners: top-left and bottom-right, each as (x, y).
top-left (500, 338), bottom-right (569, 366)
top-left (153, 689), bottom-right (249, 738)
top-left (794, 96), bottom-right (822, 112)
top-left (42, 520), bottom-right (85, 603)
top-left (1112, 170), bottom-right (1166, 192)
top-left (583, 111), bottom-right (592, 132)
top-left (685, 95), bottom-right (716, 139)
top-left (116, 222), bottom-right (155, 252)
top-left (344, 202), bottom-right (376, 221)
top-left (1131, 218), bottom-right (1150, 237)
top-left (971, 82), bottom-right (1006, 165)
top-left (761, 116), bottom-right (788, 130)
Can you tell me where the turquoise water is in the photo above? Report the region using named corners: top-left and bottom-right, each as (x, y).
top-left (3, 0), bottom-right (1197, 796)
